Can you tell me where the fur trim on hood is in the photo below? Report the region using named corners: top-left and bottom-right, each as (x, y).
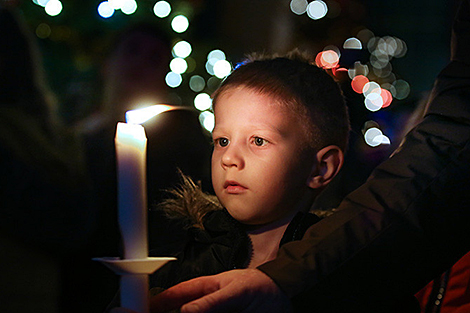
top-left (156, 172), bottom-right (223, 230)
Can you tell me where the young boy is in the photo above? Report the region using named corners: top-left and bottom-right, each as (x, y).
top-left (149, 51), bottom-right (350, 289)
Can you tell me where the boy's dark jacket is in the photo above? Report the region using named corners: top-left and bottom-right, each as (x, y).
top-left (149, 174), bottom-right (321, 290)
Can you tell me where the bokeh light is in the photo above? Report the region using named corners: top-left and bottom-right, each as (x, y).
top-left (98, 1), bottom-right (114, 18)
top-left (169, 58), bottom-right (188, 74)
top-left (153, 1), bottom-right (171, 18)
top-left (199, 111), bottom-right (215, 132)
top-left (307, 0), bottom-right (328, 20)
top-left (207, 77), bottom-right (221, 91)
top-left (343, 37), bottom-right (362, 50)
top-left (194, 93), bottom-right (212, 111)
top-left (290, 0), bottom-right (308, 15)
top-left (171, 15), bottom-right (189, 33)
top-left (37, 0), bottom-right (50, 7)
top-left (36, 23), bottom-right (52, 39)
top-left (357, 28), bottom-right (374, 45)
top-left (208, 49), bottom-right (226, 61)
top-left (364, 127), bottom-right (390, 147)
top-left (45, 0), bottom-right (62, 16)
top-left (362, 81), bottom-right (381, 97)
top-left (189, 75), bottom-right (205, 92)
top-left (172, 41), bottom-right (192, 58)
top-left (213, 60), bottom-right (232, 78)
top-left (206, 50), bottom-right (227, 76)
top-left (120, 0), bottom-right (137, 15)
top-left (108, 0), bottom-right (123, 10)
top-left (364, 93), bottom-right (383, 112)
top-left (315, 50), bottom-right (339, 69)
top-left (165, 72), bottom-right (182, 88)
top-left (392, 79), bottom-right (410, 100)
top-left (380, 88), bottom-right (393, 108)
top-left (351, 75), bottom-right (369, 94)
top-left (348, 62), bottom-right (369, 79)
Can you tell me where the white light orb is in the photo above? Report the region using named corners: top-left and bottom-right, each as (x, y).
top-left (205, 60), bottom-right (215, 75)
top-left (173, 41), bottom-right (192, 58)
top-left (364, 93), bottom-right (383, 112)
top-left (207, 49), bottom-right (226, 61)
top-left (121, 0), bottom-right (137, 15)
top-left (45, 0), bottom-right (63, 16)
top-left (199, 111), bottom-right (215, 132)
top-left (165, 72), bottom-right (183, 88)
top-left (108, 0), bottom-right (124, 9)
top-left (171, 15), bottom-right (189, 33)
top-left (362, 81), bottom-right (381, 97)
top-left (154, 1), bottom-right (171, 18)
top-left (194, 93), bottom-right (212, 111)
top-left (364, 127), bottom-right (383, 147)
top-left (98, 1), bottom-right (115, 18)
top-left (169, 58), bottom-right (188, 74)
top-left (307, 0), bottom-right (328, 20)
top-left (37, 0), bottom-right (50, 7)
top-left (213, 60), bottom-right (232, 78)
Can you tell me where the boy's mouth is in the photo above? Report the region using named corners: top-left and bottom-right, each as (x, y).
top-left (223, 180), bottom-right (247, 194)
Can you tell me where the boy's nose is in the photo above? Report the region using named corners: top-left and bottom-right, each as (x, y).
top-left (221, 145), bottom-right (245, 169)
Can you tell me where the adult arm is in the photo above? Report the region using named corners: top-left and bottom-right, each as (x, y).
top-left (258, 0), bottom-right (470, 310)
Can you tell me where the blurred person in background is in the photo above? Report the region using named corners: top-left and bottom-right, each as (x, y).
top-left (0, 4), bottom-right (101, 312)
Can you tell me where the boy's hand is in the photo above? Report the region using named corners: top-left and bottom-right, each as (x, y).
top-left (150, 269), bottom-right (293, 313)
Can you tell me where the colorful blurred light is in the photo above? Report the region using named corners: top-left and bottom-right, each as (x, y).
top-left (351, 75), bottom-right (369, 94)
top-left (380, 88), bottom-right (393, 108)
top-left (364, 93), bottom-right (383, 112)
top-left (362, 81), bottom-right (381, 97)
top-left (315, 50), bottom-right (339, 69)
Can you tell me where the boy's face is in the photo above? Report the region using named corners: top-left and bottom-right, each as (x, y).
top-left (211, 86), bottom-right (317, 226)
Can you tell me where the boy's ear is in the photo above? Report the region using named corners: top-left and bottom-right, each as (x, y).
top-left (306, 145), bottom-right (344, 189)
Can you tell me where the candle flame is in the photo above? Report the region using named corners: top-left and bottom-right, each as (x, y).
top-left (125, 105), bottom-right (176, 125)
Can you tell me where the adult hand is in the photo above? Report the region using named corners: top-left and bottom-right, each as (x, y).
top-left (150, 269), bottom-right (293, 313)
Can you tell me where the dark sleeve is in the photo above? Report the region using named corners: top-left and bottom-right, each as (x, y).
top-left (258, 0), bottom-right (470, 310)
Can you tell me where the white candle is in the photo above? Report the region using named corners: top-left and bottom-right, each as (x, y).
top-left (115, 122), bottom-right (148, 259)
top-left (113, 105), bottom-right (176, 313)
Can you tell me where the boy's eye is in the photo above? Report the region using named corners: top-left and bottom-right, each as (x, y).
top-left (253, 137), bottom-right (267, 146)
top-left (216, 138), bottom-right (230, 147)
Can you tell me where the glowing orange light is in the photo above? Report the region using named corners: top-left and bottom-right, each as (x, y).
top-left (351, 75), bottom-right (369, 94)
top-left (381, 89), bottom-right (393, 108)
